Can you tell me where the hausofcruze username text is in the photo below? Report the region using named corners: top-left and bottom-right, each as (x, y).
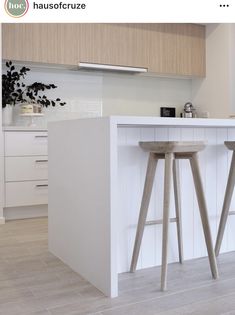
top-left (33, 2), bottom-right (86, 10)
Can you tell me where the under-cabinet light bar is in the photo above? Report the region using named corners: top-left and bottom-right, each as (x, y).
top-left (78, 62), bottom-right (148, 73)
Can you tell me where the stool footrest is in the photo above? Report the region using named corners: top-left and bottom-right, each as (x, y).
top-left (146, 218), bottom-right (177, 226)
top-left (229, 211), bottom-right (235, 216)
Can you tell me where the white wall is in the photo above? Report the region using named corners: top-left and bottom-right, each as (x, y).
top-left (2, 65), bottom-right (192, 127)
top-left (192, 23), bottom-right (235, 118)
top-left (0, 24), bottom-right (5, 223)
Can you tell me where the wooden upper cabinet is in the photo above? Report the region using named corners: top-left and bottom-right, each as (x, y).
top-left (54, 24), bottom-right (78, 65)
top-left (190, 25), bottom-right (206, 77)
top-left (147, 24), bottom-right (176, 75)
top-left (78, 24), bottom-right (149, 68)
top-left (2, 23), bottom-right (78, 66)
top-left (147, 24), bottom-right (205, 76)
top-left (2, 23), bottom-right (205, 77)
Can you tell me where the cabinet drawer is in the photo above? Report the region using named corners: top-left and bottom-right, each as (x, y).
top-left (5, 131), bottom-right (48, 156)
top-left (5, 181), bottom-right (48, 207)
top-left (5, 156), bottom-right (48, 182)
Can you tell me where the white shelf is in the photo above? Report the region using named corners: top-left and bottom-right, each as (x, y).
top-left (20, 113), bottom-right (44, 117)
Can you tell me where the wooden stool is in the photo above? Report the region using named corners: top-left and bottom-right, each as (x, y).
top-left (215, 141), bottom-right (235, 256)
top-left (130, 141), bottom-right (218, 291)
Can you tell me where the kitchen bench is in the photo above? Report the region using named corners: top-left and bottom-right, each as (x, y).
top-left (48, 116), bottom-right (235, 297)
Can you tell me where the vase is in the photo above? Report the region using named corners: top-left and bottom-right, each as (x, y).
top-left (2, 104), bottom-right (13, 126)
top-left (20, 103), bottom-right (34, 114)
top-left (20, 103), bottom-right (42, 114)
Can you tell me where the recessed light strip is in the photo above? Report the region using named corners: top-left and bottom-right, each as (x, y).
top-left (78, 62), bottom-right (148, 73)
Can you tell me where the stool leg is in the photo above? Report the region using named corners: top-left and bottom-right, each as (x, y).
top-left (161, 153), bottom-right (174, 291)
top-left (173, 159), bottom-right (184, 264)
top-left (215, 151), bottom-right (235, 256)
top-left (130, 153), bottom-right (158, 272)
top-left (190, 153), bottom-right (219, 280)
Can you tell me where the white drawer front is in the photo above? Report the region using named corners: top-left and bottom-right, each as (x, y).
top-left (5, 181), bottom-right (48, 207)
top-left (5, 156), bottom-right (48, 182)
top-left (5, 131), bottom-right (48, 156)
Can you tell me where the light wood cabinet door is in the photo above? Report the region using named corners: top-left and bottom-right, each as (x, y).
top-left (2, 23), bottom-right (205, 77)
top-left (190, 24), bottom-right (206, 76)
top-left (148, 24), bottom-right (177, 75)
top-left (2, 23), bottom-right (78, 65)
top-left (148, 24), bottom-right (205, 76)
top-left (177, 24), bottom-right (205, 76)
top-left (78, 23), bottom-right (149, 68)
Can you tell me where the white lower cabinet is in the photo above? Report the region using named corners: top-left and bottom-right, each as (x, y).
top-left (5, 131), bottom-right (48, 156)
top-left (4, 130), bottom-right (48, 212)
top-left (5, 181), bottom-right (48, 207)
top-left (5, 156), bottom-right (48, 182)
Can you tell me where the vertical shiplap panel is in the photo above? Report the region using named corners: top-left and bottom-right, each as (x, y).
top-left (227, 128), bottom-right (235, 252)
top-left (180, 128), bottom-right (194, 259)
top-left (204, 129), bottom-right (217, 249)
top-left (117, 127), bottom-right (129, 273)
top-left (117, 126), bottom-right (235, 274)
top-left (216, 128), bottom-right (229, 254)
top-left (193, 127), bottom-right (207, 258)
top-left (140, 128), bottom-right (157, 268)
top-left (125, 128), bottom-right (142, 271)
top-left (168, 128), bottom-right (182, 263)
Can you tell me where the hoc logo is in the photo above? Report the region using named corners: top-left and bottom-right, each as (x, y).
top-left (4, 0), bottom-right (29, 18)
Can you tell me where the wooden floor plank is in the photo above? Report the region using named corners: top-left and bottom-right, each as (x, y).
top-left (0, 218), bottom-right (235, 315)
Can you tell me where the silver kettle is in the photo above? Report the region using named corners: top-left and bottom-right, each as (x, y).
top-left (181, 102), bottom-right (196, 118)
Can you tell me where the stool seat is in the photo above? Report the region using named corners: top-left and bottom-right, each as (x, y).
top-left (131, 140), bottom-right (218, 291)
top-left (224, 141), bottom-right (235, 151)
top-left (139, 141), bottom-right (206, 154)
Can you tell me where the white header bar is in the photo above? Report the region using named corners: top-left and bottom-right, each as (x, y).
top-left (1, 0), bottom-right (235, 23)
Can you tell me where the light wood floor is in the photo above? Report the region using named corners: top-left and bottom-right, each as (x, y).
top-left (1, 218), bottom-right (235, 315)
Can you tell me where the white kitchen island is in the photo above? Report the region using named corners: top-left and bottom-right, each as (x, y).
top-left (48, 116), bottom-right (235, 297)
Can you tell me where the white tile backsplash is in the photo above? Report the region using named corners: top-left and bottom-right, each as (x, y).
top-left (70, 99), bottom-right (102, 117)
top-left (8, 67), bottom-right (103, 127)
top-left (102, 73), bottom-right (192, 117)
top-left (3, 65), bottom-right (193, 127)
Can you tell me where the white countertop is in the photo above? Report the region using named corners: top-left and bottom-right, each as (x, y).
top-left (49, 116), bottom-right (235, 129)
top-left (110, 116), bottom-right (235, 127)
top-left (3, 126), bottom-right (47, 131)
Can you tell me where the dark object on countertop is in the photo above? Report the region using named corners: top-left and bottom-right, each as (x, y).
top-left (160, 107), bottom-right (176, 117)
